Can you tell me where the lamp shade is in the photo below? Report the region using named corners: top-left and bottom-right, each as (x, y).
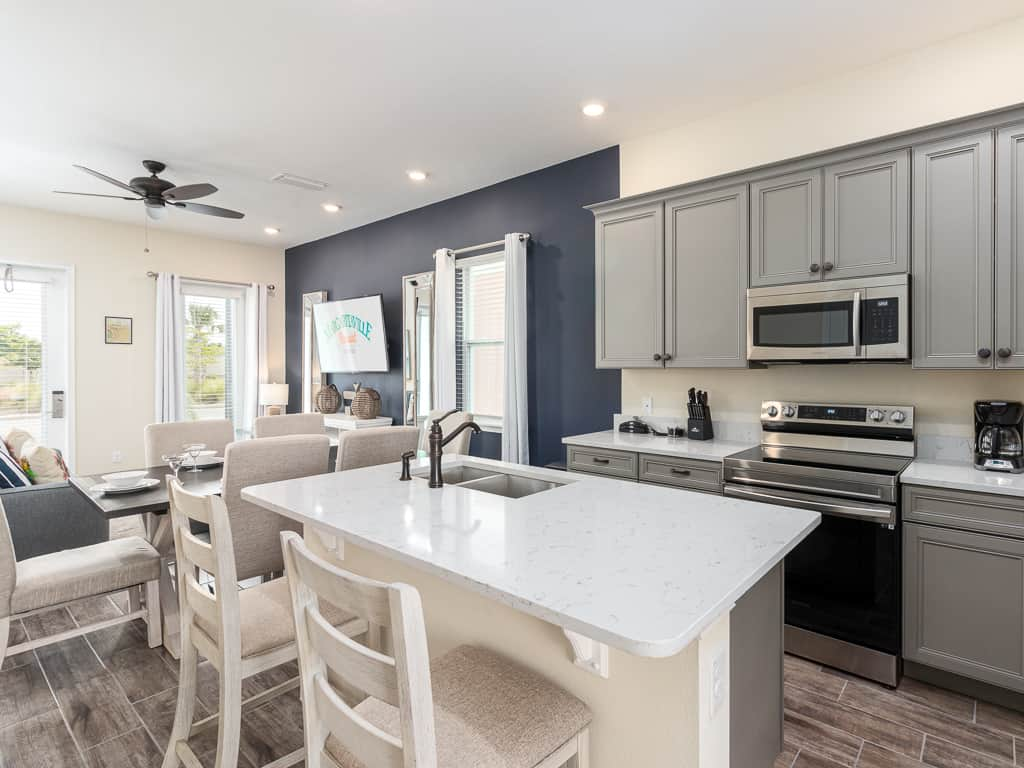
top-left (259, 383), bottom-right (289, 406)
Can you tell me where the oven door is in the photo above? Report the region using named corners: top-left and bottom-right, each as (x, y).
top-left (725, 484), bottom-right (900, 656)
top-left (747, 287), bottom-right (862, 361)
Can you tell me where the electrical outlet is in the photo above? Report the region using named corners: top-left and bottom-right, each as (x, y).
top-left (111, 450), bottom-right (122, 464)
top-left (711, 649), bottom-right (727, 716)
top-left (642, 395), bottom-right (653, 416)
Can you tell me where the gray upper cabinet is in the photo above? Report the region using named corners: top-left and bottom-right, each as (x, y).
top-left (823, 149), bottom-right (910, 280)
top-left (912, 131), bottom-right (995, 369)
top-left (904, 520), bottom-right (1024, 693)
top-left (594, 201), bottom-right (664, 368)
top-left (750, 169), bottom-right (823, 287)
top-left (664, 184), bottom-right (748, 367)
top-left (996, 122), bottom-right (1024, 369)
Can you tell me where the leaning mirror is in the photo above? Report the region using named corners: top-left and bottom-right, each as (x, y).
top-left (402, 272), bottom-right (433, 428)
top-left (301, 290), bottom-right (328, 412)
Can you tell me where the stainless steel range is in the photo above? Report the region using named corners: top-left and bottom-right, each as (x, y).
top-left (723, 401), bottom-right (915, 687)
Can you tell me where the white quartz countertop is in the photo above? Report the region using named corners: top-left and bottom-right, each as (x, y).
top-left (562, 429), bottom-right (752, 462)
top-left (242, 456), bottom-right (818, 658)
top-left (902, 459), bottom-right (1024, 497)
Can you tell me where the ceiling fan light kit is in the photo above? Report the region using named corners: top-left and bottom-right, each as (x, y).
top-left (55, 160), bottom-right (245, 220)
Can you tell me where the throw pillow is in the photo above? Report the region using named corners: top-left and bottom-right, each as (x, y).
top-left (19, 441), bottom-right (70, 484)
top-left (3, 427), bottom-right (35, 459)
top-left (0, 450), bottom-right (30, 489)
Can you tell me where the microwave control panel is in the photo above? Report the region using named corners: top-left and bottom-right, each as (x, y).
top-left (861, 297), bottom-right (899, 345)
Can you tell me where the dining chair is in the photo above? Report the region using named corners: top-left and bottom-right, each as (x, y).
top-left (0, 498), bottom-right (162, 664)
top-left (254, 412), bottom-right (325, 439)
top-left (162, 472), bottom-right (367, 768)
top-left (335, 426), bottom-right (420, 471)
top-left (419, 410), bottom-right (476, 456)
top-left (281, 531), bottom-right (592, 768)
top-left (144, 418), bottom-right (235, 468)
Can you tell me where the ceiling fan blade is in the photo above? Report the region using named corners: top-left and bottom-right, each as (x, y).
top-left (163, 183), bottom-right (218, 201)
top-left (170, 201), bottom-right (244, 219)
top-left (73, 164), bottom-right (139, 195)
top-left (54, 190), bottom-right (141, 200)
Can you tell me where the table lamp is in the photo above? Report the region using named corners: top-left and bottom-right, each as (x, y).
top-left (259, 383), bottom-right (289, 416)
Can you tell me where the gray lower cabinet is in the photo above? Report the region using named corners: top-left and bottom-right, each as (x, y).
top-left (912, 131), bottom-right (995, 369)
top-left (566, 446), bottom-right (638, 480)
top-left (750, 169), bottom-right (823, 287)
top-left (594, 201), bottom-right (664, 368)
top-left (664, 184), bottom-right (748, 367)
top-left (638, 454), bottom-right (722, 493)
top-left (823, 149), bottom-right (909, 280)
top-left (904, 521), bottom-right (1024, 692)
top-left (996, 122), bottom-right (1024, 369)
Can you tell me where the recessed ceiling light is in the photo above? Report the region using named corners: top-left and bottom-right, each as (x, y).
top-left (582, 102), bottom-right (606, 117)
top-left (407, 170), bottom-right (428, 182)
top-left (321, 203), bottom-right (341, 213)
top-left (264, 226), bottom-right (280, 235)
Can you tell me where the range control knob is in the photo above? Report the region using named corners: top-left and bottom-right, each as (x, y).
top-left (890, 410), bottom-right (906, 424)
top-left (782, 405), bottom-right (796, 418)
top-left (766, 405), bottom-right (779, 417)
top-left (868, 409), bottom-right (885, 422)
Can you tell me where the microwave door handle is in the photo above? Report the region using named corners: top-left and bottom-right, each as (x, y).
top-left (852, 291), bottom-right (862, 357)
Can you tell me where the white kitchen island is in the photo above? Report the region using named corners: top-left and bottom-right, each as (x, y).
top-left (242, 456), bottom-right (818, 768)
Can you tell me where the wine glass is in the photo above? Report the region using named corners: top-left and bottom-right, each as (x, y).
top-left (162, 453), bottom-right (185, 481)
top-left (183, 442), bottom-right (206, 473)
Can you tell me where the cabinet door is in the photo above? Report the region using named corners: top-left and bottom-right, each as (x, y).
top-left (664, 184), bottom-right (748, 367)
top-left (912, 132), bottom-right (995, 369)
top-left (904, 522), bottom-right (1024, 692)
top-left (996, 123), bottom-right (1024, 369)
top-left (594, 202), bottom-right (664, 368)
top-left (823, 149), bottom-right (909, 280)
top-left (750, 169), bottom-right (823, 287)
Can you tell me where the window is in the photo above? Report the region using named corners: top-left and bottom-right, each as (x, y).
top-left (180, 282), bottom-right (246, 428)
top-left (456, 253), bottom-right (504, 430)
top-left (0, 264), bottom-right (70, 458)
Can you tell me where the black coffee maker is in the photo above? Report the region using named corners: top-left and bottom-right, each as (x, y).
top-left (974, 401), bottom-right (1024, 473)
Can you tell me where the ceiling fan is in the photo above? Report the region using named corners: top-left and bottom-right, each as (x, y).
top-left (54, 160), bottom-right (245, 221)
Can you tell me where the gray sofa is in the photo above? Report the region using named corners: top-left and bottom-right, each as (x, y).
top-left (0, 481), bottom-right (107, 560)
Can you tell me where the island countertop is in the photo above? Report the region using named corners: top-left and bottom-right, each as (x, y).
top-left (242, 456), bottom-right (818, 658)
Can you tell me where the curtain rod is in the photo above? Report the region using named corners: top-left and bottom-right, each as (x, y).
top-left (448, 232), bottom-right (531, 256)
top-left (146, 271), bottom-right (276, 292)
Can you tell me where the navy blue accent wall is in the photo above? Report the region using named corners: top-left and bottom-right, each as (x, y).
top-left (285, 147), bottom-right (620, 466)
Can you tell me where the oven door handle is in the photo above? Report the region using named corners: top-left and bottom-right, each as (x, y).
top-left (724, 473), bottom-right (884, 501)
top-left (724, 484), bottom-right (895, 525)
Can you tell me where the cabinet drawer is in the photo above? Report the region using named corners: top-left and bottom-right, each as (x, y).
top-left (567, 447), bottom-right (638, 480)
top-left (903, 485), bottom-right (1024, 538)
top-left (639, 454), bottom-right (721, 492)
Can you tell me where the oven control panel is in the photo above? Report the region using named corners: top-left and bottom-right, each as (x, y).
top-left (761, 401), bottom-right (914, 429)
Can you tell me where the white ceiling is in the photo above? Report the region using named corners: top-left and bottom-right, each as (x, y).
top-left (1, 1), bottom-right (1021, 248)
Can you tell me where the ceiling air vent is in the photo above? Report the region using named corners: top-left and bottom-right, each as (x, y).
top-left (270, 172), bottom-right (329, 192)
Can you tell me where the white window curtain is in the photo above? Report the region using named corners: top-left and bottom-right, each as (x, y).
top-left (242, 283), bottom-right (269, 437)
top-left (154, 272), bottom-right (185, 422)
top-left (502, 234), bottom-right (529, 464)
top-left (433, 248), bottom-right (457, 411)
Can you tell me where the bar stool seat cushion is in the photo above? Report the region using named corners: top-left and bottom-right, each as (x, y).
top-left (326, 645), bottom-right (593, 768)
top-left (196, 576), bottom-right (356, 659)
top-left (11, 536), bottom-right (160, 614)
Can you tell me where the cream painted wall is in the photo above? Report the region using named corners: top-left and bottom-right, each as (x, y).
top-left (0, 203), bottom-right (284, 474)
top-left (618, 17), bottom-right (1024, 435)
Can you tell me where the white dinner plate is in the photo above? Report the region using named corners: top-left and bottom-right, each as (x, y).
top-left (93, 477), bottom-right (161, 495)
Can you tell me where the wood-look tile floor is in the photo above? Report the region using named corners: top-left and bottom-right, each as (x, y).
top-left (777, 654), bottom-right (1024, 768)
top-left (1, 591), bottom-right (306, 768)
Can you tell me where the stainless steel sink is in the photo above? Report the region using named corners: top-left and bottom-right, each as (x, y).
top-left (410, 464), bottom-right (570, 499)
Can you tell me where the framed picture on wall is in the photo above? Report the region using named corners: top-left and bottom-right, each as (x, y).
top-left (105, 316), bottom-right (133, 345)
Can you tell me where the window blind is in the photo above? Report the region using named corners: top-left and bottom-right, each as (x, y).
top-left (455, 255), bottom-right (505, 426)
top-left (0, 278), bottom-right (48, 442)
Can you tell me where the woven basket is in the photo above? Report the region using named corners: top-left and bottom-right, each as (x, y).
top-left (315, 383), bottom-right (341, 414)
top-left (350, 384), bottom-right (382, 419)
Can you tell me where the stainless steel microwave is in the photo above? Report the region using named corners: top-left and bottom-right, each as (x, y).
top-left (747, 274), bottom-right (909, 362)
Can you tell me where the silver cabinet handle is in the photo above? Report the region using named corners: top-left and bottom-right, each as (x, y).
top-left (724, 485), bottom-right (894, 525)
top-left (809, 263), bottom-right (821, 273)
top-left (670, 468), bottom-right (691, 476)
top-left (998, 347), bottom-right (1012, 359)
top-left (592, 457), bottom-right (610, 465)
top-left (978, 348), bottom-right (992, 359)
top-left (823, 261), bottom-right (834, 272)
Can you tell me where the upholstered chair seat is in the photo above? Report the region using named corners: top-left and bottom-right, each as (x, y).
top-left (254, 413), bottom-right (325, 439)
top-left (335, 426), bottom-right (420, 471)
